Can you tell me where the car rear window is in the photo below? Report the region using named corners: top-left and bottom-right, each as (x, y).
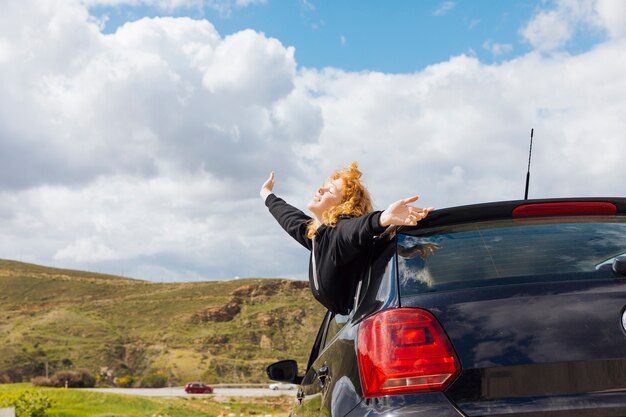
top-left (398, 216), bottom-right (626, 296)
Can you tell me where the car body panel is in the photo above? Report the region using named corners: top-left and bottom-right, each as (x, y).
top-left (402, 280), bottom-right (626, 415)
top-left (293, 319), bottom-right (361, 417)
top-left (344, 393), bottom-right (465, 417)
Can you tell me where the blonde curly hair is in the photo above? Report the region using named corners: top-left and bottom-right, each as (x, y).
top-left (306, 162), bottom-right (373, 238)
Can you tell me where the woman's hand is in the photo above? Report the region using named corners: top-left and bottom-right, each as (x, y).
top-left (260, 171), bottom-right (275, 201)
top-left (379, 195), bottom-right (434, 227)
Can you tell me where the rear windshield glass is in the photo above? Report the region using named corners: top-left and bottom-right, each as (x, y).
top-left (398, 216), bottom-right (626, 295)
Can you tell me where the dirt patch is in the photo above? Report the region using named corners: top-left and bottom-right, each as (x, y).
top-left (191, 301), bottom-right (241, 323)
top-left (231, 280), bottom-right (308, 300)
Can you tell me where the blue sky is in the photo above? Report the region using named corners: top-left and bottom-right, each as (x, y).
top-left (1, 0), bottom-right (625, 281)
top-left (92, 1), bottom-right (603, 72)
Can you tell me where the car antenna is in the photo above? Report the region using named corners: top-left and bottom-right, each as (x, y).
top-left (524, 128), bottom-right (534, 200)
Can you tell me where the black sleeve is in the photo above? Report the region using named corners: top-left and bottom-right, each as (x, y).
top-left (265, 193), bottom-right (312, 250)
top-left (328, 211), bottom-right (387, 266)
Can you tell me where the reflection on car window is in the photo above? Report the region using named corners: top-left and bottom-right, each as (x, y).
top-left (301, 366), bottom-right (317, 385)
top-left (323, 313), bottom-right (350, 349)
top-left (399, 216), bottom-right (626, 295)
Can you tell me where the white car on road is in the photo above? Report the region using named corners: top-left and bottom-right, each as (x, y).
top-left (269, 382), bottom-right (296, 390)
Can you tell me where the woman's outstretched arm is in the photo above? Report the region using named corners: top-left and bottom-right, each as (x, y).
top-left (329, 196), bottom-right (434, 265)
top-left (379, 195), bottom-right (434, 227)
top-left (261, 171), bottom-right (312, 250)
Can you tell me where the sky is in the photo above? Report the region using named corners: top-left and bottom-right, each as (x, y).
top-left (1, 0), bottom-right (625, 282)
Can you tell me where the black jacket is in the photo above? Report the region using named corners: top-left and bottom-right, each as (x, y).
top-left (265, 193), bottom-right (387, 314)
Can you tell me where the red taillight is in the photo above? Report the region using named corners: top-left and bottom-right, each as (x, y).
top-left (512, 202), bottom-right (617, 217)
top-left (357, 308), bottom-right (460, 398)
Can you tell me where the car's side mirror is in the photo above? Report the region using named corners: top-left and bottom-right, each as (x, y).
top-left (266, 359), bottom-right (302, 384)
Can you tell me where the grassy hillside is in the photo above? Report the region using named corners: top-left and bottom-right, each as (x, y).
top-left (0, 259), bottom-right (325, 385)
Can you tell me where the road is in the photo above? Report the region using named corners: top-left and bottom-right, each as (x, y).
top-left (82, 387), bottom-right (297, 397)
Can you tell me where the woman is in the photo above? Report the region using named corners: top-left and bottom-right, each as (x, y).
top-left (260, 162), bottom-right (433, 314)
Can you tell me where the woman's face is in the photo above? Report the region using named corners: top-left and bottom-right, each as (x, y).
top-left (307, 178), bottom-right (344, 220)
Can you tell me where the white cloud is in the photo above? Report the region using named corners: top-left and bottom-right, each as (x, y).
top-left (236, 0), bottom-right (266, 6)
top-left (202, 29), bottom-right (296, 105)
top-left (0, 0), bottom-right (311, 280)
top-left (595, 0), bottom-right (626, 38)
top-left (521, 9), bottom-right (573, 51)
top-left (521, 0), bottom-right (626, 52)
top-left (295, 46), bottom-right (626, 208)
top-left (0, 0), bottom-right (625, 282)
top-left (80, 0), bottom-right (264, 11)
top-left (80, 0), bottom-right (210, 10)
top-left (78, 0), bottom-right (268, 19)
top-left (56, 238), bottom-right (118, 262)
top-left (0, 38), bottom-right (13, 64)
top-left (340, 35), bottom-right (347, 46)
top-left (433, 1), bottom-right (456, 17)
top-left (483, 40), bottom-right (513, 56)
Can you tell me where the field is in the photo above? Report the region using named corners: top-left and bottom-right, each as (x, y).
top-left (0, 383), bottom-right (292, 417)
top-left (0, 259), bottom-right (325, 385)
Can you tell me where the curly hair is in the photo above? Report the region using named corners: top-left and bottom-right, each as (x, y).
top-left (306, 162), bottom-right (373, 238)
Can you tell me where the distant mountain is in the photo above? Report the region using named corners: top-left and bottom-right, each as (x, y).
top-left (0, 259), bottom-right (324, 385)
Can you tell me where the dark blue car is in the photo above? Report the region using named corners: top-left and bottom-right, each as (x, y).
top-left (267, 197), bottom-right (626, 416)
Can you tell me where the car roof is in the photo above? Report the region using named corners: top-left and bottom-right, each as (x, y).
top-left (400, 197), bottom-right (626, 232)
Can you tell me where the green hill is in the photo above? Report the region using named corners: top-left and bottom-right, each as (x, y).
top-left (0, 259), bottom-right (325, 385)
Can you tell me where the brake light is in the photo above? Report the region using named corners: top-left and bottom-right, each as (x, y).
top-left (357, 308), bottom-right (460, 398)
top-left (512, 202), bottom-right (617, 217)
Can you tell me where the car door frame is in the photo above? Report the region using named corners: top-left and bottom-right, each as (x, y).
top-left (291, 311), bottom-right (332, 417)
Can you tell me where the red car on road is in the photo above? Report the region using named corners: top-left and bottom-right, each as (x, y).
top-left (184, 382), bottom-right (213, 394)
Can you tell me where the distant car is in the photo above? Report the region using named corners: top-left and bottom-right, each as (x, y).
top-left (184, 382), bottom-right (213, 394)
top-left (269, 382), bottom-right (296, 390)
top-left (267, 198), bottom-right (626, 416)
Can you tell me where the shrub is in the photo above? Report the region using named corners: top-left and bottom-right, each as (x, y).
top-left (114, 375), bottom-right (134, 388)
top-left (0, 389), bottom-right (52, 417)
top-left (141, 371), bottom-right (168, 388)
top-left (50, 369), bottom-right (96, 388)
top-left (30, 376), bottom-right (53, 387)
